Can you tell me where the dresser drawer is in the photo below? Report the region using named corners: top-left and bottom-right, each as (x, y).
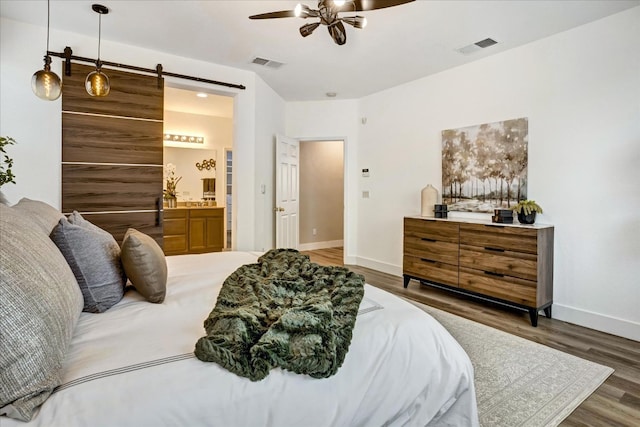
top-left (404, 236), bottom-right (459, 265)
top-left (404, 255), bottom-right (458, 287)
top-left (459, 267), bottom-right (537, 307)
top-left (460, 223), bottom-right (538, 254)
top-left (459, 245), bottom-right (537, 281)
top-left (404, 218), bottom-right (459, 243)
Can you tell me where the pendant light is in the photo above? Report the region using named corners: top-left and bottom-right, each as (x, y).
top-left (85, 4), bottom-right (110, 97)
top-left (31, 0), bottom-right (62, 101)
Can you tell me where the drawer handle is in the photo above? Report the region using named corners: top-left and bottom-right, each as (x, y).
top-left (420, 258), bottom-right (436, 264)
top-left (484, 246), bottom-right (505, 252)
top-left (421, 238), bottom-right (436, 242)
top-left (484, 271), bottom-right (504, 277)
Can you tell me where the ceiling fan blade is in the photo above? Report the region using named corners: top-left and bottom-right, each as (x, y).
top-left (249, 10), bottom-right (297, 19)
top-left (328, 21), bottom-right (347, 46)
top-left (335, 0), bottom-right (415, 12)
top-left (341, 15), bottom-right (368, 29)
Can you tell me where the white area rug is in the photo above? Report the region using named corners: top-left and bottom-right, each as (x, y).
top-left (408, 301), bottom-right (614, 427)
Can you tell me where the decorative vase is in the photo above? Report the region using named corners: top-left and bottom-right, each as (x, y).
top-left (167, 198), bottom-right (177, 208)
top-left (517, 211), bottom-right (536, 224)
top-left (421, 184), bottom-right (439, 217)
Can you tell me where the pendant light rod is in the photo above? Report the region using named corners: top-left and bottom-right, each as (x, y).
top-left (45, 0), bottom-right (51, 52)
top-left (86, 4), bottom-right (110, 97)
top-left (93, 4), bottom-right (107, 65)
top-left (46, 48), bottom-right (246, 90)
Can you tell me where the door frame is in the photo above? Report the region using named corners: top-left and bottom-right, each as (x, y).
top-left (223, 146), bottom-right (233, 250)
top-left (291, 136), bottom-right (350, 265)
top-left (162, 80), bottom-right (237, 250)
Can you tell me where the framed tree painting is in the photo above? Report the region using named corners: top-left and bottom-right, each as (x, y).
top-left (442, 117), bottom-right (528, 213)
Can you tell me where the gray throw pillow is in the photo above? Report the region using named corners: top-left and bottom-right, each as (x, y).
top-left (68, 210), bottom-right (107, 235)
top-left (121, 228), bottom-right (167, 303)
top-left (12, 197), bottom-right (65, 236)
top-left (50, 218), bottom-right (126, 313)
top-left (0, 203), bottom-right (83, 421)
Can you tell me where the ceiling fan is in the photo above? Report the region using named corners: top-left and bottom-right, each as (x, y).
top-left (249, 0), bottom-right (415, 46)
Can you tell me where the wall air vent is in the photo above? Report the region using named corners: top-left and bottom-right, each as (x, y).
top-left (456, 38), bottom-right (498, 55)
top-left (251, 57), bottom-right (284, 69)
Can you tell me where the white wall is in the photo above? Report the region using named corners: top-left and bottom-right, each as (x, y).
top-left (254, 77), bottom-right (286, 251)
top-left (355, 7), bottom-right (639, 340)
top-left (0, 17), bottom-right (273, 251)
top-left (285, 100), bottom-right (360, 263)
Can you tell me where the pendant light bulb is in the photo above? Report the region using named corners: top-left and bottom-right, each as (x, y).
top-left (85, 63), bottom-right (110, 97)
top-left (32, 0), bottom-right (62, 101)
top-left (32, 55), bottom-right (62, 100)
top-left (86, 4), bottom-right (110, 97)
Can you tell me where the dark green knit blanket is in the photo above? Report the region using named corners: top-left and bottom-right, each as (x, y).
top-left (194, 249), bottom-right (365, 381)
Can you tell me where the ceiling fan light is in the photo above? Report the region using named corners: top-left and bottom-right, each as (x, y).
top-left (333, 0), bottom-right (346, 6)
top-left (300, 22), bottom-right (321, 37)
top-left (295, 3), bottom-right (312, 18)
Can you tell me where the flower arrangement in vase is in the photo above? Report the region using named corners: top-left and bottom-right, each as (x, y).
top-left (163, 163), bottom-right (182, 207)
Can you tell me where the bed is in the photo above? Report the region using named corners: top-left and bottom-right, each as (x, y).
top-left (0, 200), bottom-right (478, 426)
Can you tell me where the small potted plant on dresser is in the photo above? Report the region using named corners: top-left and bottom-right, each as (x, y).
top-left (512, 200), bottom-right (543, 224)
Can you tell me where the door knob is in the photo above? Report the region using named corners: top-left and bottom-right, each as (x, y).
top-left (273, 206), bottom-right (285, 212)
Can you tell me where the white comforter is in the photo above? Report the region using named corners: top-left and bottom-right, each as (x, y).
top-left (7, 251), bottom-right (478, 427)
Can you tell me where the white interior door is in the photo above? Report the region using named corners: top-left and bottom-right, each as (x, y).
top-left (275, 135), bottom-right (299, 249)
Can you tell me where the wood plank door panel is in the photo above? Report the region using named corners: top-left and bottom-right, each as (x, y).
top-left (63, 113), bottom-right (163, 164)
top-left (62, 63), bottom-right (163, 120)
top-left (79, 212), bottom-right (162, 245)
top-left (62, 164), bottom-right (162, 212)
top-left (62, 62), bottom-right (164, 246)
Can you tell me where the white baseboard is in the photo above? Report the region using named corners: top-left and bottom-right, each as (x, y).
top-left (298, 240), bottom-right (343, 251)
top-left (355, 256), bottom-right (402, 277)
top-left (553, 304), bottom-right (640, 342)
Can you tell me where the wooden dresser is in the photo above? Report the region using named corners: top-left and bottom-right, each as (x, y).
top-left (163, 207), bottom-right (224, 255)
top-left (403, 216), bottom-right (554, 326)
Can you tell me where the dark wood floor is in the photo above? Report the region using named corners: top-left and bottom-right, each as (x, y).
top-left (301, 247), bottom-right (640, 427)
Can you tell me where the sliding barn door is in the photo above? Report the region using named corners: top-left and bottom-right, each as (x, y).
top-left (62, 63), bottom-right (164, 245)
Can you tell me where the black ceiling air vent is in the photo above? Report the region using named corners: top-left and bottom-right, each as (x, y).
top-left (456, 37), bottom-right (499, 55)
top-left (251, 57), bottom-right (284, 69)
top-left (475, 38), bottom-right (498, 48)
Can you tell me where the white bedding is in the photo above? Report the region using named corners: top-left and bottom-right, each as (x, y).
top-left (5, 251), bottom-right (478, 427)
